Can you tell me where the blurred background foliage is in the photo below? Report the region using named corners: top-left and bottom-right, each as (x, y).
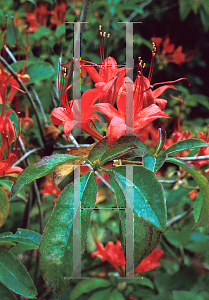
top-left (1, 0), bottom-right (209, 299)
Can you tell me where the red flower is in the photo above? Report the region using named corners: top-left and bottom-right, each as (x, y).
top-left (91, 240), bottom-right (126, 274)
top-left (93, 76), bottom-right (171, 146)
top-left (91, 240), bottom-right (163, 275)
top-left (192, 132), bottom-right (209, 169)
top-left (50, 1), bottom-right (67, 27)
top-left (50, 87), bottom-right (105, 141)
top-left (82, 27), bottom-right (129, 106)
top-left (134, 248), bottom-right (164, 273)
top-left (82, 56), bottom-right (128, 106)
top-left (0, 147), bottom-right (22, 177)
top-left (25, 3), bottom-right (51, 33)
top-left (41, 175), bottom-right (61, 204)
top-left (151, 35), bottom-right (195, 67)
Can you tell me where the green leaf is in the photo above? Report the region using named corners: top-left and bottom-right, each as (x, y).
top-left (172, 291), bottom-right (204, 300)
top-left (25, 62), bottom-right (55, 83)
top-left (39, 172), bottom-right (97, 296)
top-left (69, 278), bottom-right (111, 300)
top-left (100, 143), bottom-right (138, 166)
top-left (155, 129), bottom-right (166, 155)
top-left (113, 166), bottom-right (166, 231)
top-left (0, 282), bottom-right (18, 300)
top-left (112, 134), bottom-right (148, 158)
top-left (117, 277), bottom-right (154, 289)
top-left (55, 24), bottom-right (65, 38)
top-left (143, 153), bottom-right (167, 172)
top-left (88, 288), bottom-right (113, 300)
top-left (0, 228), bottom-right (41, 255)
top-left (0, 180), bottom-right (27, 202)
top-left (10, 154), bottom-right (91, 200)
top-left (0, 188), bottom-right (9, 227)
top-left (0, 248), bottom-right (37, 298)
top-left (163, 139), bottom-right (208, 156)
top-left (166, 157), bottom-right (209, 227)
top-left (107, 167), bottom-right (164, 267)
top-left (109, 289), bottom-right (125, 300)
top-left (10, 60), bottom-right (34, 73)
top-left (88, 138), bottom-right (110, 163)
top-left (179, 0), bottom-right (193, 20)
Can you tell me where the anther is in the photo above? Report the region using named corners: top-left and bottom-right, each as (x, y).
top-left (107, 33), bottom-right (110, 38)
top-left (103, 32), bottom-right (106, 37)
top-left (99, 25), bottom-right (102, 31)
top-left (100, 32), bottom-right (102, 37)
top-left (143, 63), bottom-right (146, 68)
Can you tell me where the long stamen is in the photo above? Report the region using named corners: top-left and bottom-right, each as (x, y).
top-left (99, 25), bottom-right (102, 63)
top-left (152, 77), bottom-right (190, 87)
top-left (102, 32), bottom-right (106, 62)
top-left (148, 42), bottom-right (156, 82)
top-left (107, 33), bottom-right (110, 59)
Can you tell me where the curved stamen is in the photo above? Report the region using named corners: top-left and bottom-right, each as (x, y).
top-left (152, 77), bottom-right (190, 88)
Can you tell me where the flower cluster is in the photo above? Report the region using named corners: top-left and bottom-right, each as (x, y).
top-left (151, 35), bottom-right (195, 68)
top-left (91, 240), bottom-right (164, 276)
top-left (51, 27), bottom-right (188, 146)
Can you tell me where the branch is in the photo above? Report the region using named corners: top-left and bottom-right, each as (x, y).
top-left (177, 155), bottom-right (209, 161)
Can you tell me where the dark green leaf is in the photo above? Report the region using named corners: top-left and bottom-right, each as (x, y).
top-left (113, 166), bottom-right (166, 231)
top-left (39, 172), bottom-right (97, 296)
top-left (172, 291), bottom-right (203, 300)
top-left (0, 228), bottom-right (41, 255)
top-left (0, 188), bottom-right (9, 227)
top-left (112, 134), bottom-right (148, 158)
top-left (10, 154), bottom-right (91, 200)
top-left (166, 157), bottom-right (209, 227)
top-left (164, 139), bottom-right (208, 156)
top-left (109, 289), bottom-right (125, 300)
top-left (100, 143), bottom-right (138, 166)
top-left (0, 282), bottom-right (17, 300)
top-left (55, 24), bottom-right (65, 38)
top-left (0, 249), bottom-right (37, 298)
top-left (25, 62), bottom-right (55, 83)
top-left (155, 129), bottom-right (166, 155)
top-left (179, 0), bottom-right (193, 20)
top-left (88, 138), bottom-right (110, 163)
top-left (107, 167), bottom-right (164, 267)
top-left (88, 288), bottom-right (113, 300)
top-left (10, 60), bottom-right (34, 73)
top-left (143, 153), bottom-right (167, 172)
top-left (69, 278), bottom-right (111, 300)
top-left (117, 277), bottom-right (154, 289)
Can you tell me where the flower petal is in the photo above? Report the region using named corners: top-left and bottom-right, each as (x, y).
top-left (153, 85), bottom-right (177, 98)
top-left (93, 103), bottom-right (121, 119)
top-left (50, 107), bottom-right (71, 125)
top-left (134, 104), bottom-right (170, 130)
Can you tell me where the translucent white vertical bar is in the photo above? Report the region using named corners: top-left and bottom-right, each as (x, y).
top-left (126, 22), bottom-right (134, 135)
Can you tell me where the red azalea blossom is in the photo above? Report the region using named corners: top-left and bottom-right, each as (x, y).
top-left (151, 35), bottom-right (195, 67)
top-left (134, 248), bottom-right (164, 273)
top-left (0, 147), bottom-right (22, 177)
top-left (81, 27), bottom-right (129, 106)
top-left (93, 74), bottom-right (172, 146)
top-left (50, 1), bottom-right (67, 27)
top-left (50, 83), bottom-right (105, 141)
top-left (41, 175), bottom-right (61, 203)
top-left (92, 240), bottom-right (163, 275)
top-left (192, 132), bottom-right (209, 169)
